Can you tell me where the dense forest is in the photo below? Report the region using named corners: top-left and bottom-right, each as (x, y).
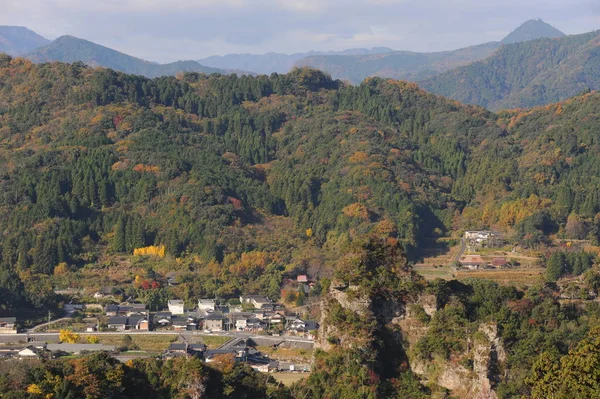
top-left (0, 352), bottom-right (289, 398)
top-left (422, 30), bottom-right (600, 110)
top-left (1, 55), bottom-right (600, 310)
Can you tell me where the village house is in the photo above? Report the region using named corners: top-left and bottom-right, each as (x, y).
top-left (297, 275), bottom-right (309, 283)
top-left (164, 342), bottom-right (206, 358)
top-left (18, 346), bottom-right (46, 359)
top-left (287, 319), bottom-right (318, 337)
top-left (251, 362), bottom-right (278, 373)
top-left (270, 314), bottom-right (284, 324)
top-left (168, 300), bottom-right (185, 315)
top-left (105, 305), bottom-right (120, 316)
top-left (492, 257), bottom-right (509, 267)
top-left (93, 287), bottom-right (122, 299)
top-left (239, 295), bottom-right (273, 309)
top-left (198, 299), bottom-right (216, 312)
top-left (464, 230), bottom-right (503, 248)
top-left (107, 315), bottom-right (149, 331)
top-left (0, 317), bottom-right (17, 334)
top-left (204, 313), bottom-right (224, 331)
top-left (246, 318), bottom-right (266, 331)
top-left (235, 317), bottom-right (247, 330)
top-left (459, 255), bottom-right (486, 270)
top-left (205, 348), bottom-right (249, 362)
top-left (171, 316), bottom-right (198, 331)
top-left (154, 312), bottom-right (173, 328)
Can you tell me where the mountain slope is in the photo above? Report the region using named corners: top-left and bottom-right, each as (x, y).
top-left (501, 19), bottom-right (565, 44)
top-left (296, 42), bottom-right (501, 84)
top-left (26, 35), bottom-right (225, 78)
top-left (2, 58), bottom-right (600, 306)
top-left (421, 30), bottom-right (600, 110)
top-left (0, 26), bottom-right (50, 55)
top-left (197, 47), bottom-right (394, 75)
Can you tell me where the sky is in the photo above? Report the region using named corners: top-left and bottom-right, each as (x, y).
top-left (1, 0), bottom-right (599, 63)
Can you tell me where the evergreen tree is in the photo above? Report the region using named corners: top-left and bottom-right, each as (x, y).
top-left (111, 217), bottom-right (126, 253)
top-left (546, 252), bottom-right (566, 282)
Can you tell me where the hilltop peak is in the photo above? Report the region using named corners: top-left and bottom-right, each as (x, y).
top-left (501, 19), bottom-right (566, 44)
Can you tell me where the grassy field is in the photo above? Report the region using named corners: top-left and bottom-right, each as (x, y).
top-left (194, 335), bottom-right (231, 348)
top-left (456, 268), bottom-right (545, 287)
top-left (257, 346), bottom-right (313, 362)
top-left (413, 264), bottom-right (455, 281)
top-left (93, 334), bottom-right (178, 352)
top-left (271, 372), bottom-right (310, 386)
top-left (414, 263), bottom-right (545, 287)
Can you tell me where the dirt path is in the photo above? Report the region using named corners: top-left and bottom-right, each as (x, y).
top-left (30, 317), bottom-right (73, 332)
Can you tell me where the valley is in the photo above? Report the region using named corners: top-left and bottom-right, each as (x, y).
top-left (0, 11), bottom-right (600, 398)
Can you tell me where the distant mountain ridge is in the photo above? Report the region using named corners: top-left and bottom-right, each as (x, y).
top-left (295, 19), bottom-right (567, 84)
top-left (25, 35), bottom-right (226, 78)
top-left (0, 26), bottom-right (50, 56)
top-left (420, 30), bottom-right (600, 110)
top-left (295, 42), bottom-right (501, 84)
top-left (501, 19), bottom-right (565, 44)
top-left (197, 47), bottom-right (394, 75)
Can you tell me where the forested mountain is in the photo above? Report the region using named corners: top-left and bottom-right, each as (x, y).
top-left (293, 19), bottom-right (566, 84)
top-left (1, 55), bottom-right (600, 307)
top-left (0, 56), bottom-right (497, 288)
top-left (421, 30), bottom-right (600, 110)
top-left (0, 26), bottom-right (50, 56)
top-left (197, 47), bottom-right (394, 75)
top-left (0, 55), bottom-right (597, 285)
top-left (501, 19), bottom-right (565, 44)
top-left (26, 35), bottom-right (226, 78)
top-left (295, 42), bottom-right (501, 84)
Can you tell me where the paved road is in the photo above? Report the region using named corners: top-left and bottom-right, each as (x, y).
top-left (0, 330), bottom-right (314, 345)
top-left (453, 238), bottom-right (466, 264)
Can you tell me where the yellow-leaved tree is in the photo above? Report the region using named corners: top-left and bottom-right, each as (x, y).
top-left (133, 245), bottom-right (166, 257)
top-left (87, 335), bottom-right (99, 344)
top-left (59, 329), bottom-right (80, 344)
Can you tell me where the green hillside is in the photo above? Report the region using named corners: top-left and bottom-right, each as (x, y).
top-left (1, 56), bottom-right (600, 307)
top-left (26, 35), bottom-right (225, 78)
top-left (421, 30), bottom-right (600, 110)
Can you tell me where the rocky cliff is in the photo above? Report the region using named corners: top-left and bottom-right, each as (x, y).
top-left (316, 283), bottom-right (506, 399)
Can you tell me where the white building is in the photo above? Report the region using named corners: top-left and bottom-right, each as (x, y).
top-left (168, 300), bottom-right (185, 315)
top-left (239, 295), bottom-right (272, 309)
top-left (235, 318), bottom-right (248, 330)
top-left (198, 299), bottom-right (216, 312)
